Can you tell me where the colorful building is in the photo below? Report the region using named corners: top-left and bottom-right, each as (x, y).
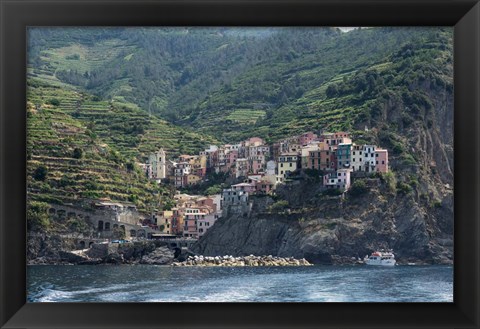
top-left (375, 148), bottom-right (389, 172)
top-left (336, 143), bottom-right (352, 169)
top-left (351, 144), bottom-right (364, 172)
top-left (323, 168), bottom-right (353, 191)
top-left (363, 145), bottom-right (376, 173)
top-left (276, 153), bottom-right (298, 184)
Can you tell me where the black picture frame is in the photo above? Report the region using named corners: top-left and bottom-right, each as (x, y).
top-left (1, 0), bottom-right (479, 328)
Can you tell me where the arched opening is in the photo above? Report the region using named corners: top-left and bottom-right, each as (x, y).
top-left (79, 241), bottom-right (86, 249)
top-left (89, 242), bottom-right (94, 248)
top-left (104, 222), bottom-right (111, 231)
top-left (173, 247), bottom-right (182, 258)
top-left (98, 220), bottom-right (104, 231)
top-left (130, 230), bottom-right (136, 237)
top-left (48, 208), bottom-right (56, 215)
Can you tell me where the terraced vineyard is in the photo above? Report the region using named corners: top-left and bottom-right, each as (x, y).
top-left (226, 109), bottom-right (266, 124)
top-left (26, 79), bottom-right (216, 212)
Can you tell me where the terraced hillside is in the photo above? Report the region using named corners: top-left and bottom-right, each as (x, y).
top-left (26, 79), bottom-right (215, 213)
top-left (27, 79), bottom-right (217, 160)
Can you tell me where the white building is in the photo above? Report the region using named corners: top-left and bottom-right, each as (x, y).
top-left (351, 144), bottom-right (364, 172)
top-left (323, 168), bottom-right (353, 191)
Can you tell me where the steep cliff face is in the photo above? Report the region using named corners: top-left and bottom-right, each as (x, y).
top-left (193, 177), bottom-right (453, 264)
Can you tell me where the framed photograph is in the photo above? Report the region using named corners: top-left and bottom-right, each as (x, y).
top-left (1, 0), bottom-right (479, 328)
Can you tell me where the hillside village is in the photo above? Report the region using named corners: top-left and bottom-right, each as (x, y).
top-left (135, 130), bottom-right (389, 240)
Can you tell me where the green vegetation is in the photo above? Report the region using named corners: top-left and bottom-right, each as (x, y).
top-left (349, 179), bottom-right (369, 196)
top-left (269, 200), bottom-right (289, 212)
top-left (26, 27), bottom-right (453, 218)
top-left (381, 171), bottom-right (397, 194)
top-left (27, 201), bottom-right (51, 230)
top-left (322, 189), bottom-right (343, 196)
top-left (33, 165), bottom-right (48, 181)
top-left (396, 181), bottom-right (413, 195)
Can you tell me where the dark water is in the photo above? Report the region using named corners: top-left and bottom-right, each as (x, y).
top-left (27, 265), bottom-right (453, 302)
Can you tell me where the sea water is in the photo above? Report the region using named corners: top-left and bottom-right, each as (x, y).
top-left (27, 265), bottom-right (453, 302)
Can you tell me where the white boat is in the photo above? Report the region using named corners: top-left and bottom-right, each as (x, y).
top-left (364, 250), bottom-right (396, 266)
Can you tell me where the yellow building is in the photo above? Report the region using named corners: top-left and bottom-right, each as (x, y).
top-left (187, 174), bottom-right (202, 185)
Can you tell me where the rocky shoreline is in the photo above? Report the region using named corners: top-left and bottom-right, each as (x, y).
top-left (172, 255), bottom-right (313, 267)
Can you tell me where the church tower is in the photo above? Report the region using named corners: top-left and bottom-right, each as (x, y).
top-left (156, 148), bottom-right (166, 179)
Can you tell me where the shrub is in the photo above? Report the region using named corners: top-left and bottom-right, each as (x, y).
top-left (72, 147), bottom-right (83, 159)
top-left (33, 165), bottom-right (48, 181)
top-left (27, 201), bottom-right (51, 230)
top-left (381, 171), bottom-right (397, 193)
top-left (349, 179), bottom-right (368, 196)
top-left (46, 98), bottom-right (60, 106)
top-left (401, 154), bottom-right (417, 166)
top-left (112, 226), bottom-right (126, 239)
top-left (269, 200), bottom-right (289, 211)
top-left (65, 54), bottom-right (80, 60)
top-left (396, 182), bottom-right (412, 195)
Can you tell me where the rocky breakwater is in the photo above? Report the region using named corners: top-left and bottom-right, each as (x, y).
top-left (172, 255), bottom-right (312, 267)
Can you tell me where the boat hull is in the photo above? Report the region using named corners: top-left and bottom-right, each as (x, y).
top-left (365, 259), bottom-right (396, 266)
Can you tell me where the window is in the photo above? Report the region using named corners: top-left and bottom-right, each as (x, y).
top-left (353, 151), bottom-right (356, 155)
top-left (382, 161), bottom-right (385, 164)
top-left (376, 161), bottom-right (378, 164)
top-left (376, 154), bottom-right (379, 157)
top-left (353, 158), bottom-right (355, 162)
top-left (281, 163), bottom-right (284, 167)
top-left (338, 179), bottom-right (341, 182)
top-left (289, 163), bottom-right (292, 167)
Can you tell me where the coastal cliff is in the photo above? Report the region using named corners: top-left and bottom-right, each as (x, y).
top-left (193, 176), bottom-right (453, 265)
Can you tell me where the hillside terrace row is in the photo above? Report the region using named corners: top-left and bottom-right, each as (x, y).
top-left (141, 131), bottom-right (389, 194)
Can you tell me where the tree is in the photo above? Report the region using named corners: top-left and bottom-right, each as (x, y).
top-left (326, 84), bottom-right (339, 98)
top-left (27, 201), bottom-right (50, 230)
top-left (33, 165), bottom-right (48, 181)
top-left (205, 185), bottom-right (222, 196)
top-left (73, 147), bottom-right (83, 159)
top-left (46, 98), bottom-right (60, 106)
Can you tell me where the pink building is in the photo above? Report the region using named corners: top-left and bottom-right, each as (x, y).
top-left (196, 197), bottom-right (217, 212)
top-left (197, 213), bottom-right (219, 237)
top-left (227, 150), bottom-right (238, 167)
top-left (299, 132), bottom-right (318, 146)
top-left (255, 179), bottom-right (274, 194)
top-left (375, 148), bottom-right (389, 172)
